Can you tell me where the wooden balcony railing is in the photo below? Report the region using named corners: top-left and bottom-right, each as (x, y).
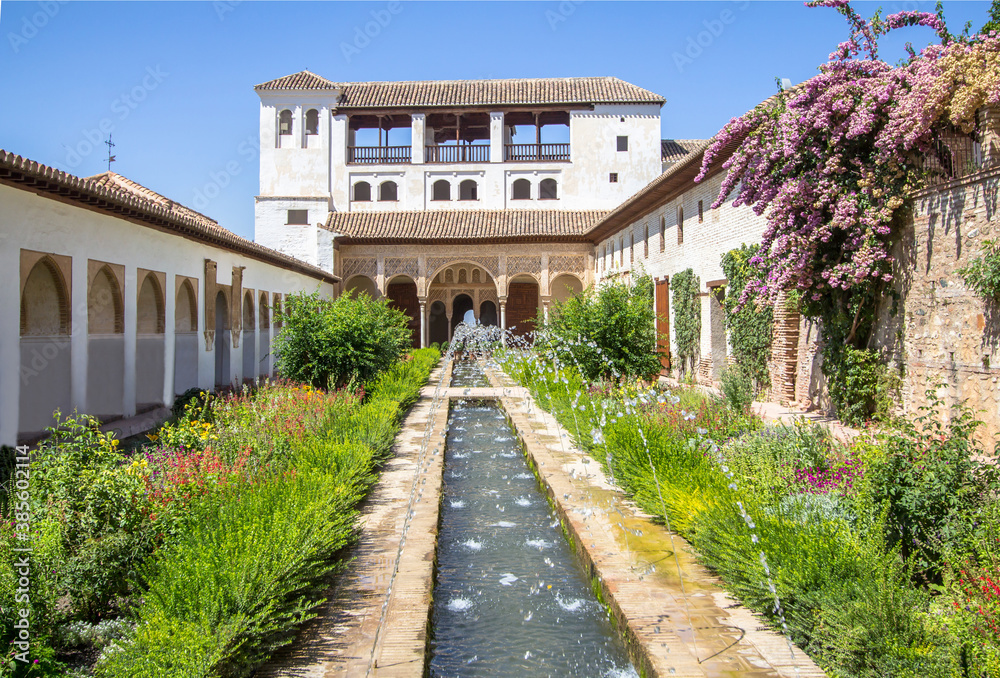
top-left (425, 144), bottom-right (490, 163)
top-left (504, 143), bottom-right (571, 162)
top-left (348, 145), bottom-right (411, 164)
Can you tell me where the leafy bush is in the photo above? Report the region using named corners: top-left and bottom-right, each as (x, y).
top-left (824, 345), bottom-right (899, 425)
top-left (537, 273), bottom-right (660, 381)
top-left (671, 268), bottom-right (700, 379)
top-left (866, 390), bottom-right (999, 580)
top-left (720, 245), bottom-right (773, 389)
top-left (274, 290), bottom-right (411, 388)
top-left (719, 364), bottom-right (755, 415)
top-left (959, 239), bottom-right (1000, 301)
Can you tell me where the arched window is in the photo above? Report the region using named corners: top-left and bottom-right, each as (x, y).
top-left (432, 179), bottom-right (451, 201)
top-left (175, 280), bottom-right (198, 332)
top-left (379, 181), bottom-right (398, 202)
top-left (89, 266), bottom-right (124, 334)
top-left (512, 178), bottom-right (531, 200)
top-left (353, 181), bottom-right (372, 202)
top-left (458, 268), bottom-right (468, 284)
top-left (137, 273), bottom-right (165, 334)
top-left (459, 179), bottom-right (478, 201)
top-left (539, 178), bottom-right (558, 200)
top-left (305, 109), bottom-right (319, 135)
top-left (20, 257), bottom-right (69, 336)
top-left (259, 293), bottom-right (270, 329)
top-left (278, 109), bottom-right (293, 136)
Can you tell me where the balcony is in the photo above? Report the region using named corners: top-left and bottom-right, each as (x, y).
top-left (425, 144), bottom-right (490, 163)
top-left (348, 145), bottom-right (411, 164)
top-left (505, 143), bottom-right (571, 162)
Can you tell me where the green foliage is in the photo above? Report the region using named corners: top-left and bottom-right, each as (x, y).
top-left (95, 348), bottom-right (438, 677)
top-left (505, 351), bottom-right (997, 678)
top-left (983, 0), bottom-right (1000, 35)
top-left (719, 364), bottom-right (755, 415)
top-left (866, 389), bottom-right (999, 579)
top-left (273, 290), bottom-right (412, 389)
top-left (824, 345), bottom-right (899, 426)
top-left (671, 269), bottom-right (700, 378)
top-left (720, 245), bottom-right (773, 389)
top-left (959, 239), bottom-right (1000, 301)
top-left (538, 274), bottom-right (660, 381)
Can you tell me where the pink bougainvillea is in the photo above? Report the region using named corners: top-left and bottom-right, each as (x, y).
top-left (699, 1), bottom-right (1000, 325)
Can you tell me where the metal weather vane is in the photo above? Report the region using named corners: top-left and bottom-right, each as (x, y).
top-left (104, 134), bottom-right (116, 172)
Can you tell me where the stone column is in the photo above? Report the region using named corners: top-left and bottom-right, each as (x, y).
top-left (70, 256), bottom-right (88, 415)
top-left (163, 274), bottom-right (176, 407)
top-left (499, 299), bottom-right (507, 329)
top-left (489, 111), bottom-right (504, 163)
top-left (446, 311), bottom-right (454, 341)
top-left (419, 300), bottom-right (427, 348)
top-left (979, 105), bottom-right (1000, 167)
top-left (412, 113), bottom-right (426, 164)
top-left (541, 296), bottom-right (551, 324)
top-left (123, 266), bottom-right (137, 416)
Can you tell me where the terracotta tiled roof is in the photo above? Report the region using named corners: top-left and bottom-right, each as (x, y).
top-left (254, 70), bottom-right (340, 91)
top-left (326, 209), bottom-right (609, 243)
top-left (661, 139), bottom-right (707, 165)
top-left (0, 151), bottom-right (337, 283)
top-left (256, 72), bottom-right (665, 108)
top-left (88, 171), bottom-right (223, 233)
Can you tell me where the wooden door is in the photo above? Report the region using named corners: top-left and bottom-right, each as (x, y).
top-left (655, 278), bottom-right (670, 373)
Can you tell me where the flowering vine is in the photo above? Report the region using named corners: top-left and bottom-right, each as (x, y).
top-left (698, 0), bottom-right (1000, 419)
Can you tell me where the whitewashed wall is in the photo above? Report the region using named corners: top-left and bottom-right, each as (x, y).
top-left (1, 183), bottom-right (334, 446)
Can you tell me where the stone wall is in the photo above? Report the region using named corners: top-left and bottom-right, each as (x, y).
top-left (879, 166), bottom-right (1000, 443)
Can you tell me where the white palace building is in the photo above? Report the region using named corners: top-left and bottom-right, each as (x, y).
top-left (2, 69), bottom-right (783, 447)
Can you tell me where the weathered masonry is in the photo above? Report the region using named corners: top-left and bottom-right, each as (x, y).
top-left (1, 152), bottom-right (337, 446)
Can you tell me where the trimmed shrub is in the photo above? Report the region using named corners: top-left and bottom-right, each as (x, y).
top-left (274, 290), bottom-right (412, 389)
top-left (538, 273), bottom-right (660, 381)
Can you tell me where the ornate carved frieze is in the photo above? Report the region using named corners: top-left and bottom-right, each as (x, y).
top-left (342, 257), bottom-right (377, 280)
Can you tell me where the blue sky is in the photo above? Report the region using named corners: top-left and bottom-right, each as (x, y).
top-left (0, 0), bottom-right (992, 240)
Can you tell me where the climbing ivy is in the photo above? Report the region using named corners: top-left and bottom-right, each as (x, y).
top-left (720, 245), bottom-right (773, 390)
top-left (671, 268), bottom-right (700, 378)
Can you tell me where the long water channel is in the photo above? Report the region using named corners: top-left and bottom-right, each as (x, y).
top-left (428, 363), bottom-right (637, 677)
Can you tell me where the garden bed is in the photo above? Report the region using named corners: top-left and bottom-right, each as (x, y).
top-left (0, 348), bottom-right (439, 677)
top-left (502, 350), bottom-right (1000, 678)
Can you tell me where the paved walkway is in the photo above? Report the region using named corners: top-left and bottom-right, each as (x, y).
top-left (659, 376), bottom-right (859, 443)
top-left (259, 364), bottom-right (452, 678)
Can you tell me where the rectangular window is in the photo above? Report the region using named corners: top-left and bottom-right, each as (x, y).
top-left (677, 206), bottom-right (684, 245)
top-left (609, 172), bottom-right (618, 183)
top-left (617, 136), bottom-right (628, 152)
top-left (644, 223), bottom-right (649, 258)
top-left (629, 234), bottom-right (634, 265)
top-left (620, 237), bottom-right (625, 266)
top-left (287, 209), bottom-right (309, 225)
top-left (698, 200), bottom-right (704, 223)
top-left (660, 215), bottom-right (666, 252)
